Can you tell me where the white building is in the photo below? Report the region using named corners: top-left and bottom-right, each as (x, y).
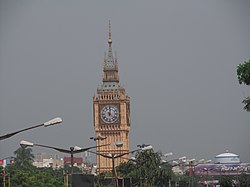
top-left (214, 151), bottom-right (240, 164)
top-left (33, 153), bottom-right (64, 169)
top-left (33, 158), bottom-right (64, 169)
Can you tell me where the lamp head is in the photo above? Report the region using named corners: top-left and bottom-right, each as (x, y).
top-left (73, 146), bottom-right (82, 151)
top-left (107, 153), bottom-right (113, 157)
top-left (141, 145), bottom-right (153, 151)
top-left (198, 159), bottom-right (205, 163)
top-left (178, 156), bottom-right (186, 162)
top-left (90, 136), bottom-right (107, 141)
top-left (44, 117), bottom-right (62, 127)
top-left (189, 158), bottom-right (196, 162)
top-left (179, 156), bottom-right (186, 160)
top-left (172, 160), bottom-right (179, 165)
top-left (163, 152), bottom-right (173, 157)
top-left (130, 156), bottom-right (136, 160)
top-left (137, 144), bottom-right (150, 148)
top-left (20, 140), bottom-right (34, 148)
top-left (111, 141), bottom-right (123, 147)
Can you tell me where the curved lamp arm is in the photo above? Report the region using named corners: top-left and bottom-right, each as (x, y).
top-left (0, 117), bottom-right (62, 140)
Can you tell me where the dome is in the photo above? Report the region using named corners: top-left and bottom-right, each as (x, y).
top-left (215, 151), bottom-right (240, 164)
top-left (215, 152), bottom-right (239, 158)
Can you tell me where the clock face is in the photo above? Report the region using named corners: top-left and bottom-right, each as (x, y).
top-left (101, 105), bottom-right (119, 123)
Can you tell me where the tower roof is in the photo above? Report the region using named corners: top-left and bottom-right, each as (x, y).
top-left (100, 21), bottom-right (121, 91)
top-left (104, 20), bottom-right (115, 70)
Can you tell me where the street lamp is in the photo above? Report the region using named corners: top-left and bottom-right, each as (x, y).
top-left (203, 167), bottom-right (209, 187)
top-left (88, 143), bottom-right (153, 187)
top-left (162, 152), bottom-right (174, 157)
top-left (90, 136), bottom-right (107, 174)
top-left (161, 156), bottom-right (187, 167)
top-left (205, 160), bottom-right (212, 164)
top-left (20, 140), bottom-right (113, 174)
top-left (160, 156), bottom-right (187, 187)
top-left (90, 136), bottom-right (107, 141)
top-left (0, 117), bottom-right (62, 140)
top-left (160, 152), bottom-right (174, 165)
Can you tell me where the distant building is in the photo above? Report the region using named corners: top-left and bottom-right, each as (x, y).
top-left (32, 152), bottom-right (92, 171)
top-left (64, 157), bottom-right (83, 168)
top-left (214, 151), bottom-right (240, 164)
top-left (194, 151), bottom-right (250, 176)
top-left (33, 152), bottom-right (63, 169)
top-left (33, 158), bottom-right (64, 169)
top-left (34, 152), bottom-right (61, 161)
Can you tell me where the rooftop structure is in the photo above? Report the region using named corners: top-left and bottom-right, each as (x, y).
top-left (215, 151), bottom-right (240, 164)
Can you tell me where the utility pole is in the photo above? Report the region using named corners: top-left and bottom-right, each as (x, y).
top-left (3, 168), bottom-right (6, 187)
top-left (64, 172), bottom-right (68, 187)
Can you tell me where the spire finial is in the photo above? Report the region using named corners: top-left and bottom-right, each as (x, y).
top-left (108, 20), bottom-right (112, 45)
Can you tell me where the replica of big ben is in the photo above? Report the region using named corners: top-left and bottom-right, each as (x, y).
top-left (93, 23), bottom-right (130, 173)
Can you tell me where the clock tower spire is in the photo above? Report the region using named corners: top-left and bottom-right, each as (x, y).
top-left (93, 22), bottom-right (131, 173)
top-left (103, 20), bottom-right (119, 84)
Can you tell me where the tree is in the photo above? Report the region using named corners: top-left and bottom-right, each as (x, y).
top-left (116, 149), bottom-right (174, 186)
top-left (116, 161), bottom-right (136, 178)
top-left (220, 175), bottom-right (234, 187)
top-left (10, 167), bottom-right (64, 187)
top-left (238, 173), bottom-right (250, 187)
top-left (135, 149), bottom-right (161, 186)
top-left (237, 60), bottom-right (250, 111)
top-left (2, 147), bottom-right (65, 187)
top-left (13, 146), bottom-right (34, 169)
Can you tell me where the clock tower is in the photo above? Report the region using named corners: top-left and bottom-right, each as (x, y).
top-left (93, 22), bottom-right (130, 173)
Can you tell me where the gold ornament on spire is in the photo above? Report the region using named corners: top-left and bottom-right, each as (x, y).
top-left (108, 20), bottom-right (112, 45)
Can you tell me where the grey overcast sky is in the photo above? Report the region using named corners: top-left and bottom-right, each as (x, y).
top-left (0, 1), bottom-right (250, 162)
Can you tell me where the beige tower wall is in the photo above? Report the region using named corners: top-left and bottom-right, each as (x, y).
top-left (93, 92), bottom-right (130, 173)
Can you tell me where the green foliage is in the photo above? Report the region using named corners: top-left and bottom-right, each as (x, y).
top-left (135, 149), bottom-right (161, 186)
top-left (237, 60), bottom-right (250, 85)
top-left (14, 146), bottom-right (34, 169)
top-left (9, 166), bottom-right (64, 187)
top-left (63, 163), bottom-right (82, 174)
top-left (116, 161), bottom-right (136, 178)
top-left (242, 97), bottom-right (250, 111)
top-left (219, 174), bottom-right (250, 187)
top-left (238, 173), bottom-right (250, 187)
top-left (94, 172), bottom-right (113, 187)
top-left (116, 149), bottom-right (174, 186)
top-left (237, 60), bottom-right (250, 111)
top-left (220, 175), bottom-right (234, 187)
top-left (0, 147), bottom-right (66, 187)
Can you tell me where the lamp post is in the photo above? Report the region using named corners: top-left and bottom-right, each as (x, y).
top-left (160, 156), bottom-right (187, 187)
top-left (186, 159), bottom-right (196, 187)
top-left (88, 144), bottom-right (153, 187)
top-left (89, 141), bottom-right (124, 187)
top-left (90, 136), bottom-right (107, 174)
top-left (203, 167), bottom-right (209, 187)
top-left (0, 117), bottom-right (62, 140)
top-left (187, 159), bottom-right (195, 177)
